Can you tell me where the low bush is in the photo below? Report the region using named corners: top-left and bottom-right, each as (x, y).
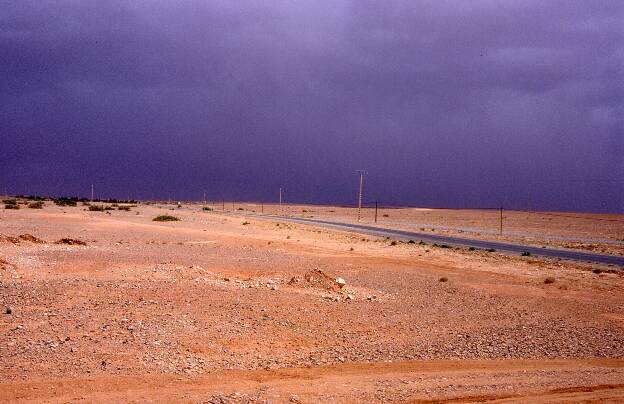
top-left (486, 248), bottom-right (496, 253)
top-left (153, 215), bottom-right (180, 222)
top-left (54, 198), bottom-right (77, 207)
top-left (544, 277), bottom-right (555, 284)
top-left (88, 205), bottom-right (105, 212)
top-left (439, 277), bottom-right (448, 282)
top-left (28, 201), bottom-right (44, 209)
top-left (390, 240), bottom-right (398, 246)
top-left (202, 207), bottom-right (213, 211)
top-left (4, 203), bottom-right (19, 210)
top-left (242, 221), bottom-right (250, 225)
top-left (117, 206), bottom-right (131, 211)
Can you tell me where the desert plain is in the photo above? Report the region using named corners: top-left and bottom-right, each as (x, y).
top-left (1, 200), bottom-right (623, 403)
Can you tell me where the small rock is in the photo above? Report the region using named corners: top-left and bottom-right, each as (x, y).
top-left (347, 294), bottom-right (354, 300)
top-left (5, 306), bottom-right (12, 315)
top-left (335, 278), bottom-right (346, 288)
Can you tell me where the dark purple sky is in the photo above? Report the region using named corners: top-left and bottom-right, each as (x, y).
top-left (1, 1), bottom-right (622, 212)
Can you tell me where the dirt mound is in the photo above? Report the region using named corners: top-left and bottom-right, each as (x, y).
top-left (0, 234), bottom-right (45, 244)
top-left (18, 234), bottom-right (44, 243)
top-left (55, 238), bottom-right (87, 246)
top-left (288, 268), bottom-right (342, 292)
top-left (0, 234), bottom-right (20, 244)
top-left (0, 257), bottom-right (14, 269)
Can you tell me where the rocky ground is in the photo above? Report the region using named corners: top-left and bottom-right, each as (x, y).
top-left (1, 201), bottom-right (623, 402)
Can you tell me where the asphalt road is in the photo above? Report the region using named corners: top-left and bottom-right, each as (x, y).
top-left (264, 215), bottom-right (624, 267)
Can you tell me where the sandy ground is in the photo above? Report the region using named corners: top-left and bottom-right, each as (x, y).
top-left (1, 201), bottom-right (623, 402)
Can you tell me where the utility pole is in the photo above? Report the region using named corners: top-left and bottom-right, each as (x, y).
top-left (203, 190), bottom-right (206, 205)
top-left (499, 206), bottom-right (503, 236)
top-left (222, 200), bottom-right (225, 212)
top-left (279, 188), bottom-right (282, 213)
top-left (374, 201), bottom-right (378, 223)
top-left (356, 170), bottom-right (367, 221)
top-left (261, 201), bottom-right (264, 214)
top-left (91, 184), bottom-right (94, 202)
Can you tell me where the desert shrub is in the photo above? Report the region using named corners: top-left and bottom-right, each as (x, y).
top-left (3, 199), bottom-right (17, 205)
top-left (418, 240), bottom-right (426, 245)
top-left (390, 240), bottom-right (398, 246)
top-left (88, 205), bottom-right (105, 212)
top-left (439, 277), bottom-right (448, 282)
top-left (117, 206), bottom-right (130, 211)
top-left (440, 244), bottom-right (450, 249)
top-left (468, 247), bottom-right (476, 251)
top-left (28, 201), bottom-right (44, 209)
top-left (82, 201), bottom-right (91, 206)
top-left (592, 269), bottom-right (602, 274)
top-left (383, 214), bottom-right (389, 217)
top-left (486, 248), bottom-right (496, 253)
top-left (242, 221), bottom-right (250, 225)
top-left (55, 238), bottom-right (86, 246)
top-left (408, 240), bottom-right (415, 244)
top-left (521, 251), bottom-right (531, 257)
top-left (104, 206), bottom-right (115, 211)
top-left (54, 198), bottom-right (77, 207)
top-left (4, 203), bottom-right (19, 209)
top-left (544, 277), bottom-right (555, 284)
top-left (153, 215), bottom-right (180, 222)
top-left (202, 207), bottom-right (213, 211)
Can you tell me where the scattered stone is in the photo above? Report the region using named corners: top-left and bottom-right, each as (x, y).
top-left (5, 306), bottom-right (12, 314)
top-left (335, 277), bottom-right (346, 288)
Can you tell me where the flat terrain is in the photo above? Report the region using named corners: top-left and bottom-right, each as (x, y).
top-left (1, 201), bottom-right (623, 402)
top-left (240, 203), bottom-right (624, 256)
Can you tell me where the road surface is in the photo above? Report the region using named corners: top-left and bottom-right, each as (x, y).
top-left (260, 215), bottom-right (624, 267)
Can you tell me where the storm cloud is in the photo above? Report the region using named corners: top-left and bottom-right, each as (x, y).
top-left (1, 1), bottom-right (622, 211)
